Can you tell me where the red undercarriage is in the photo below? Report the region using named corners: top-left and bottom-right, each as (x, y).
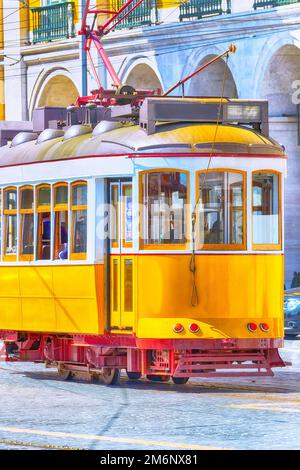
top-left (0, 331), bottom-right (287, 380)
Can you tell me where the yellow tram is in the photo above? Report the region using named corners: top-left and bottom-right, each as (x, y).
top-left (0, 97), bottom-right (287, 384)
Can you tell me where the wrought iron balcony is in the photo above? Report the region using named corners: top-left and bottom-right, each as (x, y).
top-left (253, 0), bottom-right (300, 9)
top-left (111, 0), bottom-right (157, 29)
top-left (31, 2), bottom-right (75, 44)
top-left (110, 0), bottom-right (156, 30)
top-left (180, 0), bottom-right (231, 21)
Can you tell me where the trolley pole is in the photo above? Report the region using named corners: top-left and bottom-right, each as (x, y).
top-left (81, 0), bottom-right (88, 97)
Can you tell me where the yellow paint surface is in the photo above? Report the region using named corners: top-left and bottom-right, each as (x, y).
top-left (0, 426), bottom-right (230, 450)
top-left (226, 404), bottom-right (300, 413)
top-left (0, 264), bottom-right (104, 334)
top-left (0, 66), bottom-right (4, 120)
top-left (0, 254), bottom-right (284, 340)
top-left (136, 254), bottom-right (284, 339)
top-left (0, 0), bottom-right (3, 50)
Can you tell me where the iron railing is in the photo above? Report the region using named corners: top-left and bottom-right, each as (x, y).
top-left (31, 2), bottom-right (75, 44)
top-left (253, 0), bottom-right (300, 9)
top-left (180, 0), bottom-right (231, 21)
top-left (111, 0), bottom-right (156, 30)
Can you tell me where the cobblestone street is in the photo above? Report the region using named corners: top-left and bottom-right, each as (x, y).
top-left (0, 339), bottom-right (299, 450)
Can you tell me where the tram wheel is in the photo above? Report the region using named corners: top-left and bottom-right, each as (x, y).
top-left (102, 368), bottom-right (121, 385)
top-left (126, 371), bottom-right (141, 381)
top-left (57, 365), bottom-right (72, 381)
top-left (146, 374), bottom-right (170, 382)
top-left (89, 372), bottom-right (100, 383)
top-left (172, 377), bottom-right (189, 385)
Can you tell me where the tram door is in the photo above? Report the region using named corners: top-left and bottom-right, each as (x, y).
top-left (109, 180), bottom-right (134, 331)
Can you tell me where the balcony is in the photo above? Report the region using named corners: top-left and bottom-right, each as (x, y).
top-left (31, 2), bottom-right (75, 44)
top-left (253, 0), bottom-right (300, 9)
top-left (110, 0), bottom-right (156, 30)
top-left (180, 0), bottom-right (231, 21)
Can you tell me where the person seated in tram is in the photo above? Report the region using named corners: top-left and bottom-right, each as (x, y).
top-left (58, 223), bottom-right (68, 260)
top-left (59, 244), bottom-right (68, 260)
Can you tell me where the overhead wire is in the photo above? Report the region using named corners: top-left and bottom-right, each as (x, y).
top-left (1, 1), bottom-right (300, 33)
top-left (1, 0), bottom-right (300, 50)
top-left (1, 13), bottom-right (299, 52)
top-left (1, 19), bottom-right (298, 81)
top-left (189, 51), bottom-right (230, 307)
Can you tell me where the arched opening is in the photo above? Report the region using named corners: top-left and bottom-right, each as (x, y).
top-left (38, 75), bottom-right (79, 108)
top-left (261, 44), bottom-right (300, 117)
top-left (125, 64), bottom-right (162, 92)
top-left (260, 44), bottom-right (300, 287)
top-left (188, 55), bottom-right (238, 98)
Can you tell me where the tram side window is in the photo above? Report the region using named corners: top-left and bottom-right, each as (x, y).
top-left (71, 182), bottom-right (87, 259)
top-left (197, 171), bottom-right (245, 249)
top-left (36, 185), bottom-right (51, 260)
top-left (20, 186), bottom-right (34, 259)
top-left (4, 188), bottom-right (17, 259)
top-left (53, 183), bottom-right (68, 260)
top-left (252, 171), bottom-right (281, 248)
top-left (141, 171), bottom-right (188, 247)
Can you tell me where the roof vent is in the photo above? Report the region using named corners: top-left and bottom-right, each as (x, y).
top-left (64, 124), bottom-right (91, 141)
top-left (11, 132), bottom-right (38, 147)
top-left (37, 128), bottom-right (65, 144)
top-left (92, 120), bottom-right (124, 137)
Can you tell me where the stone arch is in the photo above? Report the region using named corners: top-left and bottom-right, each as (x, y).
top-left (37, 74), bottom-right (79, 108)
top-left (121, 59), bottom-right (163, 92)
top-left (187, 54), bottom-right (238, 98)
top-left (258, 43), bottom-right (300, 287)
top-left (260, 44), bottom-right (300, 117)
top-left (30, 68), bottom-right (80, 117)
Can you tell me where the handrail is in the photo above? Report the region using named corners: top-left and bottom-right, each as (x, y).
top-left (31, 1), bottom-right (75, 44)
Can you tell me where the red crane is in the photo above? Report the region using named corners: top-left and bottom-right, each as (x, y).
top-left (77, 0), bottom-right (159, 106)
top-left (77, 1), bottom-right (236, 108)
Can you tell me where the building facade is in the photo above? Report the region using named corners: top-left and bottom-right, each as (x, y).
top-left (1, 0), bottom-right (300, 285)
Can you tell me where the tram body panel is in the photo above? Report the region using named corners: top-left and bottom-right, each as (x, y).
top-left (135, 253), bottom-right (283, 339)
top-left (0, 264), bottom-right (105, 334)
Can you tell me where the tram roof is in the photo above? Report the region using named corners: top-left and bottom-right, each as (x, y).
top-left (0, 122), bottom-right (285, 168)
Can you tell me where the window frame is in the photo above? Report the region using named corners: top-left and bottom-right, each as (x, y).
top-left (252, 169), bottom-right (282, 251)
top-left (110, 183), bottom-right (119, 250)
top-left (139, 168), bottom-right (190, 251)
top-left (36, 183), bottom-right (52, 261)
top-left (195, 168), bottom-right (247, 251)
top-left (3, 186), bottom-right (18, 261)
top-left (53, 182), bottom-right (69, 261)
top-left (122, 182), bottom-right (133, 249)
top-left (19, 185), bottom-right (34, 261)
top-left (70, 180), bottom-right (88, 260)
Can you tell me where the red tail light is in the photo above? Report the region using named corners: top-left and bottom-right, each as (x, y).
top-left (173, 323), bottom-right (184, 333)
top-left (189, 323), bottom-right (200, 333)
top-left (247, 322), bottom-right (258, 333)
top-left (260, 323), bottom-right (269, 332)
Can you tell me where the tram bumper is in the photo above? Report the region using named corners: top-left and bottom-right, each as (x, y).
top-left (135, 342), bottom-right (288, 378)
